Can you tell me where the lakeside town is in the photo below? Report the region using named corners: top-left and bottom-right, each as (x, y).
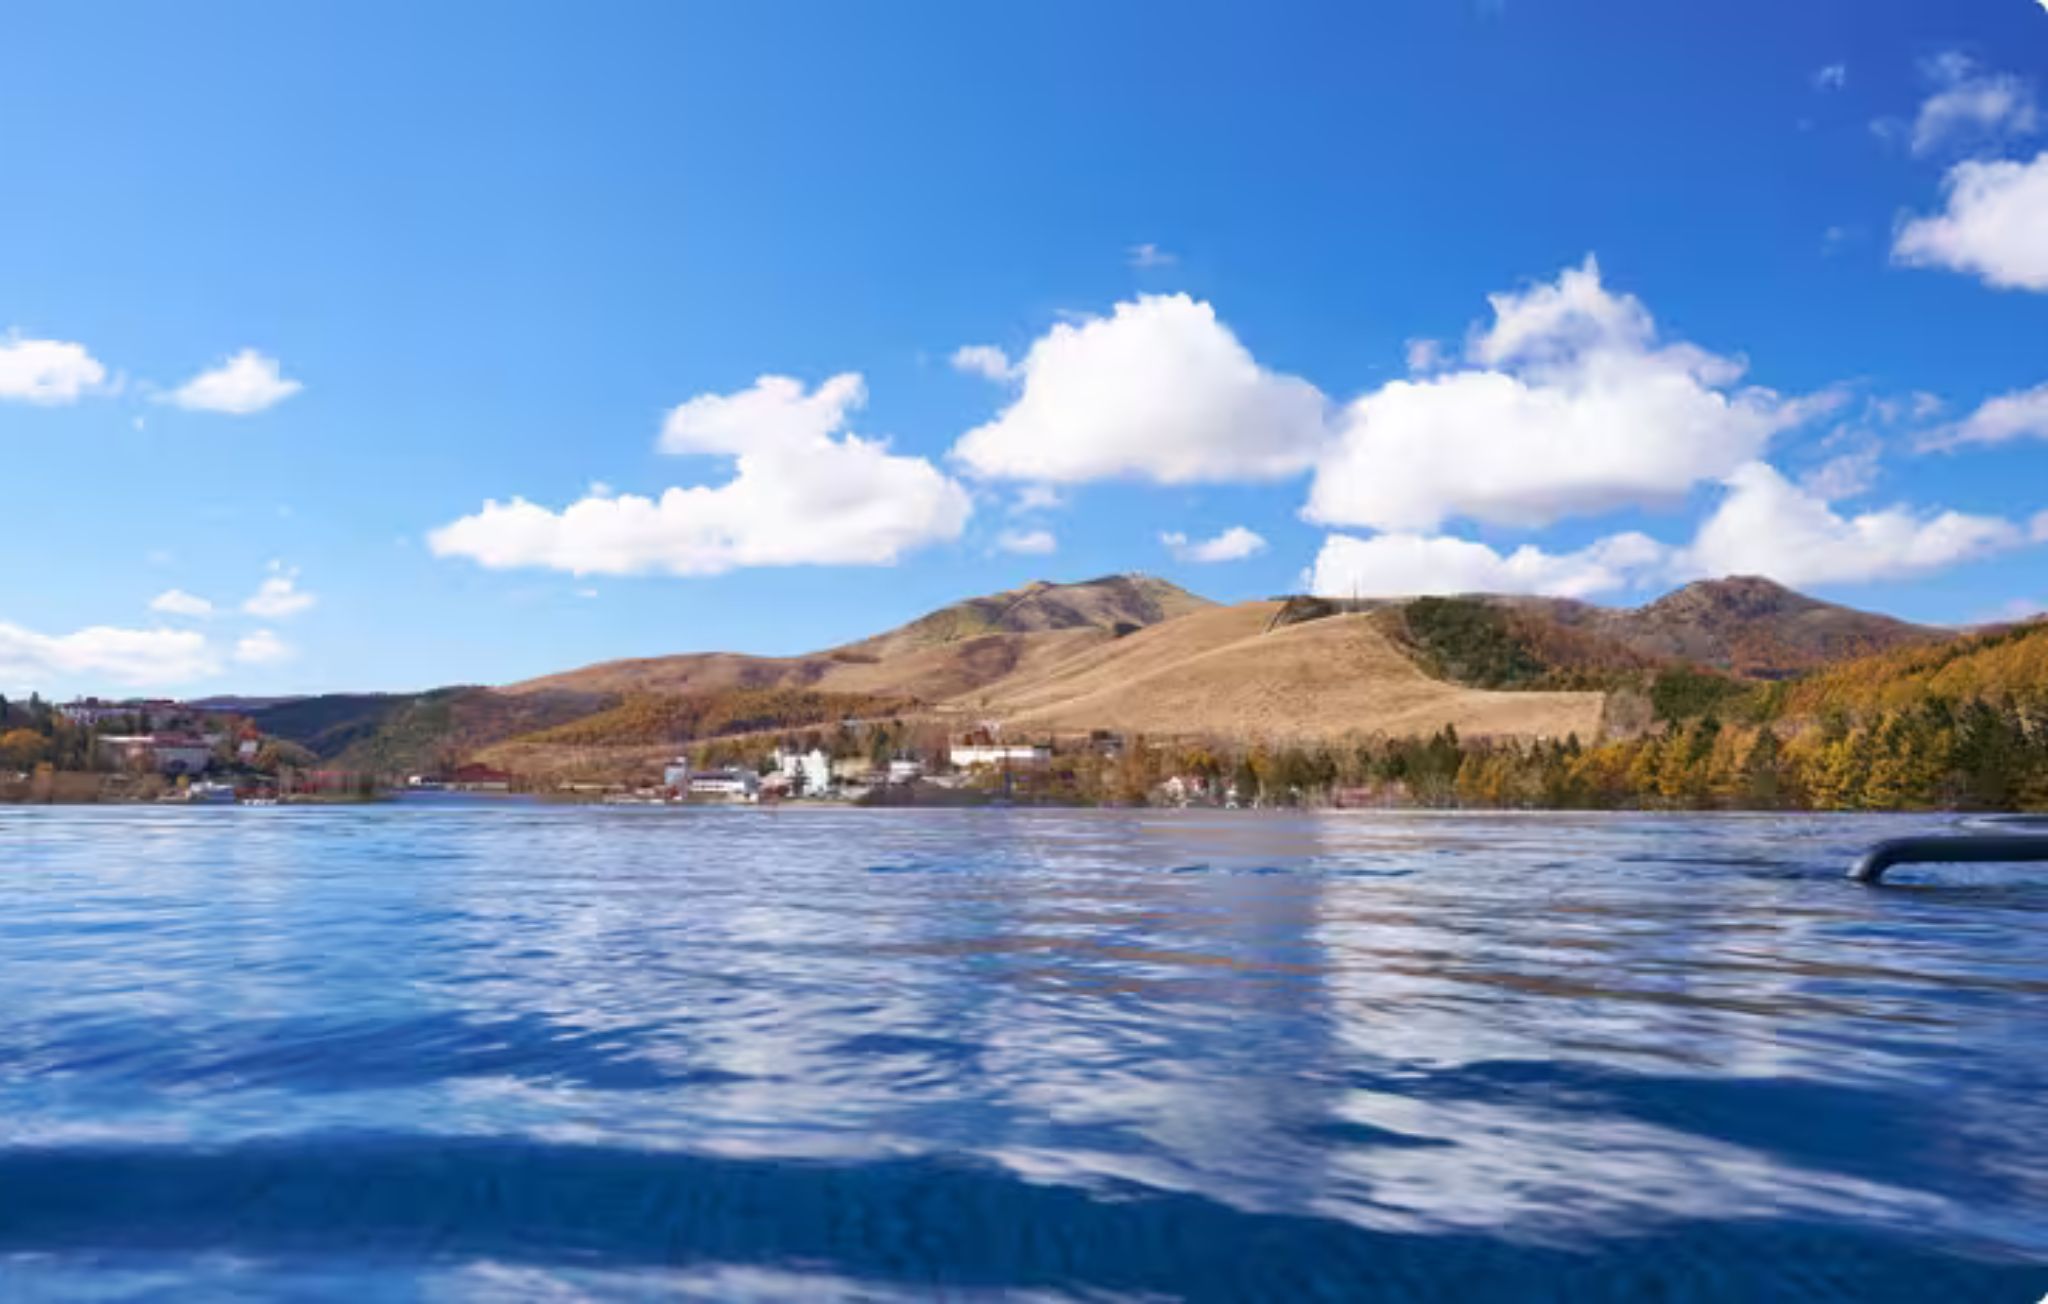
top-left (2, 694), bottom-right (1232, 808)
top-left (9, 668), bottom-right (2048, 814)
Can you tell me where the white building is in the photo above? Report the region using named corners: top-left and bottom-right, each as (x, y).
top-left (886, 758), bottom-right (924, 784)
top-left (663, 758), bottom-right (692, 790)
top-left (688, 768), bottom-right (760, 802)
top-left (949, 743), bottom-right (1051, 770)
top-left (801, 749), bottom-right (833, 794)
top-left (772, 747), bottom-right (835, 796)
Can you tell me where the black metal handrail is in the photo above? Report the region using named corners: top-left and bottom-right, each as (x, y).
top-left (1849, 834), bottom-right (2048, 884)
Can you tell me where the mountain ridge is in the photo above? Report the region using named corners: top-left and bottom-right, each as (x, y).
top-left (238, 574), bottom-right (1971, 776)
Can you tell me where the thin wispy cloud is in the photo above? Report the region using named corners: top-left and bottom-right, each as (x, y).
top-left (995, 528), bottom-right (1057, 556)
top-left (148, 589), bottom-right (214, 618)
top-left (1908, 53), bottom-right (2038, 156)
top-left (1128, 242), bottom-right (1177, 270)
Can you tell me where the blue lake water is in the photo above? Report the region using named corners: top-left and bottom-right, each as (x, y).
top-left (0, 805), bottom-right (2044, 1301)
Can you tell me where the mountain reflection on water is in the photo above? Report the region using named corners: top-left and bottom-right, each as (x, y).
top-left (0, 806), bottom-right (2042, 1301)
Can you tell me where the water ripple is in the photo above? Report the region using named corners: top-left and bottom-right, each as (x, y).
top-left (0, 805), bottom-right (2042, 1300)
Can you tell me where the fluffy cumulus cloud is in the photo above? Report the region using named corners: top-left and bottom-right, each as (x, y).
top-left (162, 349), bottom-right (302, 414)
top-left (431, 374), bottom-right (972, 577)
top-left (0, 332), bottom-right (107, 404)
top-left (243, 566), bottom-right (316, 619)
top-left (950, 295), bottom-right (1328, 485)
top-left (1306, 258), bottom-right (1821, 532)
top-left (0, 622), bottom-right (218, 691)
top-left (233, 629), bottom-right (292, 666)
top-left (1161, 525), bottom-right (1268, 563)
top-left (1679, 461), bottom-right (2026, 586)
top-left (1937, 381), bottom-right (2048, 446)
top-left (148, 589), bottom-right (214, 618)
top-left (1309, 530), bottom-right (1667, 600)
top-left (1895, 151), bottom-right (2048, 291)
top-left (995, 528), bottom-right (1057, 556)
top-left (1910, 54), bottom-right (2038, 157)
top-left (657, 372), bottom-right (863, 454)
top-left (1307, 452), bottom-right (2034, 599)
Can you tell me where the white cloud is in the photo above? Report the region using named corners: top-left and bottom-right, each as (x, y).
top-left (951, 294), bottom-right (1328, 485)
top-left (1161, 525), bottom-right (1269, 563)
top-left (1909, 54), bottom-right (2038, 156)
top-left (163, 348), bottom-right (303, 414)
top-left (1306, 258), bottom-right (1822, 532)
top-left (0, 332), bottom-right (107, 404)
top-left (1680, 461), bottom-right (2025, 585)
top-left (1895, 150), bottom-right (2048, 291)
top-left (148, 589), bottom-right (214, 618)
top-left (1934, 381), bottom-right (2048, 447)
top-left (243, 566), bottom-right (316, 619)
top-left (233, 629), bottom-right (292, 666)
top-left (658, 372), bottom-right (863, 454)
top-left (950, 345), bottom-right (1017, 382)
top-left (2034, 509), bottom-right (2048, 543)
top-left (0, 622), bottom-right (218, 691)
top-left (1799, 446), bottom-right (1883, 501)
top-left (1129, 242), bottom-right (1177, 269)
top-left (432, 374), bottom-right (972, 577)
top-left (1814, 63), bottom-right (1848, 91)
top-left (1404, 338), bottom-right (1446, 374)
top-left (1009, 485), bottom-right (1064, 515)
top-left (1307, 457), bottom-right (2029, 600)
top-left (995, 528), bottom-right (1058, 556)
top-left (1308, 530), bottom-right (1667, 600)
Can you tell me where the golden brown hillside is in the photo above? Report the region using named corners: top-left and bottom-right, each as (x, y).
top-left (1493, 577), bottom-right (1942, 679)
top-left (954, 601), bottom-right (1605, 743)
top-left (1779, 617), bottom-right (2048, 719)
top-left (502, 574), bottom-right (1202, 702)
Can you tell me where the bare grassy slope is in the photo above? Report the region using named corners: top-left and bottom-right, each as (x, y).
top-left (962, 601), bottom-right (1604, 742)
top-left (502, 575), bottom-right (1206, 703)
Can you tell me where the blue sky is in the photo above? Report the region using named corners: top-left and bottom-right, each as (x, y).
top-left (2, 0), bottom-right (2046, 697)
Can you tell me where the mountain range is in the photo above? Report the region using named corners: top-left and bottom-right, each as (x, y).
top-left (235, 574), bottom-right (1999, 781)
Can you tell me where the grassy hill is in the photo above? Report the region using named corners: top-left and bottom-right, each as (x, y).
top-left (957, 600), bottom-right (1607, 744)
top-left (845, 573), bottom-right (1211, 657)
top-left (502, 574), bottom-right (1206, 702)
